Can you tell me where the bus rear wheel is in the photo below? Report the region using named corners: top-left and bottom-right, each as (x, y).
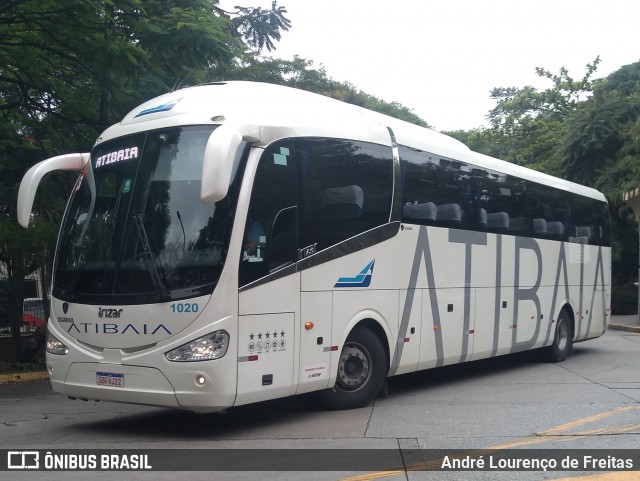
top-left (545, 309), bottom-right (573, 362)
top-left (322, 326), bottom-right (388, 410)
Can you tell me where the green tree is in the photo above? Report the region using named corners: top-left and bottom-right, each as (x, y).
top-left (449, 59), bottom-right (640, 314)
top-left (1, 0), bottom-right (291, 148)
top-left (0, 0), bottom-right (292, 359)
top-left (482, 58), bottom-right (601, 172)
top-left (560, 62), bottom-right (640, 193)
top-left (212, 54), bottom-right (430, 126)
top-left (557, 62), bottom-right (640, 314)
top-left (216, 0), bottom-right (291, 52)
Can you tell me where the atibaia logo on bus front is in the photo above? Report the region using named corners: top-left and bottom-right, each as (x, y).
top-left (334, 260), bottom-right (375, 288)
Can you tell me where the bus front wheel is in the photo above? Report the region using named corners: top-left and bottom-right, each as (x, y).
top-left (322, 326), bottom-right (388, 410)
top-left (545, 310), bottom-right (573, 362)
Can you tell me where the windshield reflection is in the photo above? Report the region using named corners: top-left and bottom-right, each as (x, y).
top-left (53, 125), bottom-right (242, 304)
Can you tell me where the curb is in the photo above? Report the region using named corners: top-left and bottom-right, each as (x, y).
top-left (608, 323), bottom-right (640, 334)
top-left (0, 371), bottom-right (49, 385)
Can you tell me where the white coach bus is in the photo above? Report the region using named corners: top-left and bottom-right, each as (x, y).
top-left (18, 82), bottom-right (610, 412)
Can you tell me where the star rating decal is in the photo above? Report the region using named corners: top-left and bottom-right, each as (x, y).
top-left (247, 330), bottom-right (287, 352)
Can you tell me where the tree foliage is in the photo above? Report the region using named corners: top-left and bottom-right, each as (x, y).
top-left (448, 57), bottom-right (640, 198)
top-left (0, 0), bottom-right (291, 358)
top-left (448, 59), bottom-right (640, 314)
top-left (451, 58), bottom-right (602, 174)
top-left (213, 54), bottom-right (430, 127)
top-left (561, 63), bottom-right (640, 193)
top-left (217, 0), bottom-right (291, 52)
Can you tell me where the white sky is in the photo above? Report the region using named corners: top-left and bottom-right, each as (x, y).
top-left (219, 0), bottom-right (640, 132)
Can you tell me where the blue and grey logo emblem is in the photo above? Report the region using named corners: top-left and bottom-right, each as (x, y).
top-left (135, 98), bottom-right (183, 118)
top-left (334, 260), bottom-right (375, 288)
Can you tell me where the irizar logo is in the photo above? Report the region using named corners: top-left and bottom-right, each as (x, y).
top-left (98, 308), bottom-right (123, 319)
top-left (334, 260), bottom-right (375, 288)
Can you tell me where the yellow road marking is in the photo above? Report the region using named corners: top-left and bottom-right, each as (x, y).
top-left (337, 471), bottom-right (405, 481)
top-left (552, 473), bottom-right (640, 481)
top-left (337, 406), bottom-right (640, 481)
top-left (614, 424), bottom-right (640, 434)
top-left (537, 406), bottom-right (635, 436)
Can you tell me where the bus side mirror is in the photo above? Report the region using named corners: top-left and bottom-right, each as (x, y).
top-left (201, 123), bottom-right (260, 204)
top-left (17, 153), bottom-right (89, 228)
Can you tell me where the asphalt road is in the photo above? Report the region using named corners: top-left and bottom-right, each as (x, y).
top-left (1, 329), bottom-right (639, 481)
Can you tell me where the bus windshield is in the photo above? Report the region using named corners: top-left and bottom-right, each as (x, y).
top-left (53, 125), bottom-right (240, 304)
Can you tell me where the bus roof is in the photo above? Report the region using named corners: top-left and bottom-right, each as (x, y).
top-left (99, 81), bottom-right (606, 203)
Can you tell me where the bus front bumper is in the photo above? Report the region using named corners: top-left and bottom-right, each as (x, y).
top-left (52, 362), bottom-right (234, 413)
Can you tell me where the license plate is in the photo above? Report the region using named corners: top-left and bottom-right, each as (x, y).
top-left (96, 372), bottom-right (125, 388)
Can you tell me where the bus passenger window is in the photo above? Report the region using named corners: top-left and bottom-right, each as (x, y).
top-left (298, 138), bottom-right (392, 251)
top-left (240, 140), bottom-right (297, 286)
top-left (399, 146), bottom-right (473, 228)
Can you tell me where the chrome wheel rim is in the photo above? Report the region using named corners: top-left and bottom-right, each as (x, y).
top-left (336, 342), bottom-right (371, 392)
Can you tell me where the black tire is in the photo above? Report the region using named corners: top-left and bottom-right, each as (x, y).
top-left (544, 309), bottom-right (573, 362)
top-left (322, 326), bottom-right (388, 410)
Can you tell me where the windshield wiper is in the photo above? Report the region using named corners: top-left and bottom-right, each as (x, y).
top-left (133, 214), bottom-right (169, 300)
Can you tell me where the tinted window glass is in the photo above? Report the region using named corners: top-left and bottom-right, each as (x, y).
top-left (400, 146), bottom-right (473, 228)
top-left (240, 140), bottom-right (298, 286)
top-left (527, 184), bottom-right (570, 241)
top-left (299, 138), bottom-right (393, 251)
top-left (240, 137), bottom-right (393, 286)
top-left (571, 195), bottom-right (610, 245)
top-left (399, 145), bottom-right (609, 246)
top-left (476, 169), bottom-right (528, 234)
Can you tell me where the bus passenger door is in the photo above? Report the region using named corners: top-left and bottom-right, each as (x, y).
top-left (236, 141), bottom-right (300, 406)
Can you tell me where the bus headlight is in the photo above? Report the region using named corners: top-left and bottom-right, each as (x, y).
top-left (46, 331), bottom-right (69, 355)
top-left (165, 330), bottom-right (229, 362)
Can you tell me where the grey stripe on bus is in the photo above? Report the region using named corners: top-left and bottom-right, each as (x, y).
top-left (544, 242), bottom-right (570, 346)
top-left (449, 229), bottom-right (487, 363)
top-left (390, 226), bottom-right (444, 376)
top-left (240, 223), bottom-right (402, 292)
top-left (511, 237), bottom-right (542, 352)
top-left (578, 243), bottom-right (585, 338)
top-left (491, 235), bottom-right (503, 357)
top-left (296, 223), bottom-right (401, 271)
top-left (391, 231), bottom-right (606, 374)
top-left (586, 246), bottom-right (606, 338)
